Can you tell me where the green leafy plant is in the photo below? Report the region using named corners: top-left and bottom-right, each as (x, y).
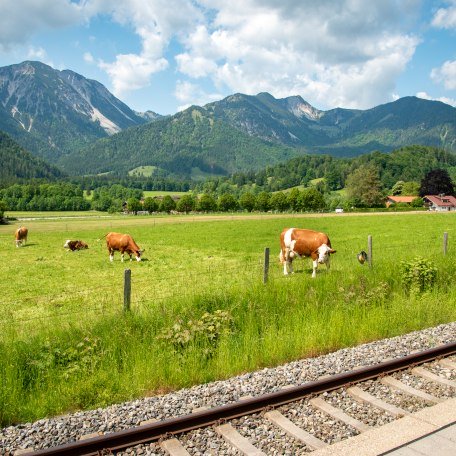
top-left (401, 257), bottom-right (437, 294)
top-left (157, 310), bottom-right (233, 355)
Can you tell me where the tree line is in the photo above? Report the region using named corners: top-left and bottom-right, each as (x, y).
top-left (1, 146), bottom-right (455, 216)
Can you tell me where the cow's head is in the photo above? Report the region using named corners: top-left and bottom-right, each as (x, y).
top-left (135, 249), bottom-right (144, 261)
top-left (317, 244), bottom-right (336, 264)
top-left (64, 240), bottom-right (71, 248)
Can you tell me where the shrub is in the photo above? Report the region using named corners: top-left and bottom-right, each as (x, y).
top-left (401, 257), bottom-right (437, 294)
top-left (156, 310), bottom-right (233, 356)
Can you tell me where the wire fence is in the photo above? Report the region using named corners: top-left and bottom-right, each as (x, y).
top-left (1, 231), bottom-right (451, 335)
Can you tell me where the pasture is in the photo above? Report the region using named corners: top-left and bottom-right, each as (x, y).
top-left (0, 212), bottom-right (455, 426)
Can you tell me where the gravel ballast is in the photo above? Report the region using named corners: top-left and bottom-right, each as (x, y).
top-left (1, 322), bottom-right (455, 455)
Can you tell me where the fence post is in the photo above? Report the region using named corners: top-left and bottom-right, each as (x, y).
top-left (443, 232), bottom-right (448, 256)
top-left (263, 247), bottom-right (270, 284)
top-left (368, 235), bottom-right (373, 269)
top-left (124, 269), bottom-right (131, 312)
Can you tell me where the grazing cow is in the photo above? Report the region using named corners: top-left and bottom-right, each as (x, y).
top-left (105, 232), bottom-right (143, 262)
top-left (64, 240), bottom-right (89, 251)
top-left (15, 226), bottom-right (28, 247)
top-left (279, 228), bottom-right (336, 278)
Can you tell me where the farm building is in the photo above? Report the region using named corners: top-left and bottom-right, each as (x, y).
top-left (423, 194), bottom-right (456, 211)
top-left (385, 196), bottom-right (417, 207)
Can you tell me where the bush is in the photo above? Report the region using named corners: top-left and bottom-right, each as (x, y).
top-left (401, 257), bottom-right (437, 294)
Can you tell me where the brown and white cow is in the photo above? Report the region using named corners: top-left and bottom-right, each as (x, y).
top-left (64, 240), bottom-right (89, 251)
top-left (15, 226), bottom-right (28, 247)
top-left (105, 232), bottom-right (143, 262)
top-left (279, 228), bottom-right (336, 278)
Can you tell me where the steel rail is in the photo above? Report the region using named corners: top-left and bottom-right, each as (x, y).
top-left (26, 341), bottom-right (456, 456)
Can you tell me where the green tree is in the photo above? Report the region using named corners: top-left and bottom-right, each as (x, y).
top-left (239, 192), bottom-right (256, 212)
top-left (198, 193), bottom-right (217, 212)
top-left (299, 188), bottom-right (326, 211)
top-left (255, 191), bottom-right (271, 211)
top-left (0, 200), bottom-right (7, 221)
top-left (218, 193), bottom-right (238, 212)
top-left (287, 188), bottom-right (301, 211)
top-left (391, 181), bottom-right (404, 195)
top-left (160, 195), bottom-right (176, 213)
top-left (269, 192), bottom-right (288, 212)
top-left (176, 194), bottom-right (195, 213)
top-left (143, 197), bottom-right (159, 213)
top-left (346, 164), bottom-right (384, 207)
top-left (401, 181), bottom-right (420, 196)
top-left (127, 197), bottom-right (142, 214)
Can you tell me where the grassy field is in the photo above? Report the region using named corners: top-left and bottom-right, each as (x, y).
top-left (0, 212), bottom-right (455, 426)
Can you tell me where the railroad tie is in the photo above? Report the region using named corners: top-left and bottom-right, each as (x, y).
top-left (160, 438), bottom-right (191, 456)
top-left (264, 409), bottom-right (327, 449)
top-left (309, 396), bottom-right (371, 433)
top-left (215, 423), bottom-right (266, 456)
top-left (347, 386), bottom-right (409, 418)
top-left (411, 366), bottom-right (456, 388)
top-left (438, 358), bottom-right (456, 370)
top-left (380, 376), bottom-right (443, 404)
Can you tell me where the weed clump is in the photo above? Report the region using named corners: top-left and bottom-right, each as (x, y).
top-left (401, 257), bottom-right (437, 294)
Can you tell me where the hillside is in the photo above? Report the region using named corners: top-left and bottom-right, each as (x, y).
top-left (1, 61), bottom-right (455, 180)
top-left (60, 94), bottom-right (456, 178)
top-left (58, 106), bottom-right (300, 177)
top-left (0, 61), bottom-right (151, 162)
top-left (0, 131), bottom-right (65, 183)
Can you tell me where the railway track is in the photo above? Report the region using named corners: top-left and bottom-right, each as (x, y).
top-left (20, 341), bottom-right (456, 456)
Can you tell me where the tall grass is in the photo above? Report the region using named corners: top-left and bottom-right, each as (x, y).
top-left (0, 212), bottom-right (455, 425)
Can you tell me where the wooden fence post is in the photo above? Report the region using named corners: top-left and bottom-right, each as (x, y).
top-left (368, 235), bottom-right (373, 269)
top-left (263, 247), bottom-right (270, 284)
top-left (124, 269), bottom-right (131, 312)
top-left (443, 232), bottom-right (448, 256)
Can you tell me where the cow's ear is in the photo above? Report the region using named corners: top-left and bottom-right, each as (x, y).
top-left (330, 249), bottom-right (336, 254)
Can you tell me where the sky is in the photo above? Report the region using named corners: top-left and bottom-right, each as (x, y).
top-left (0, 0), bottom-right (455, 115)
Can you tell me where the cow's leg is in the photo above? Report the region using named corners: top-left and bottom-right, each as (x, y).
top-left (312, 259), bottom-right (318, 278)
top-left (283, 259), bottom-right (293, 275)
top-left (109, 248), bottom-right (114, 262)
top-left (325, 257), bottom-right (331, 271)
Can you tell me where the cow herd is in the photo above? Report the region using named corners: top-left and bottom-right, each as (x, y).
top-left (14, 227), bottom-right (144, 263)
top-left (15, 225), bottom-right (336, 276)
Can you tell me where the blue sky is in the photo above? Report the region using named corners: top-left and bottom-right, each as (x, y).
top-left (0, 0), bottom-right (455, 115)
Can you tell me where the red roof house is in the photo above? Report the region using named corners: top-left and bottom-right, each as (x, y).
top-left (385, 196), bottom-right (417, 207)
top-left (423, 195), bottom-right (456, 211)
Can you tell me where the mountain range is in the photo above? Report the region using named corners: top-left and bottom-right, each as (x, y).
top-left (0, 61), bottom-right (455, 179)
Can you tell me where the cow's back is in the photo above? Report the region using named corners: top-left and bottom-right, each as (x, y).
top-left (106, 232), bottom-right (137, 250)
top-left (15, 227), bottom-right (28, 240)
top-left (281, 228), bottom-right (330, 256)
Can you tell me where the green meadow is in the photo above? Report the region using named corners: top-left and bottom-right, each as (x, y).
top-left (0, 212), bottom-right (455, 426)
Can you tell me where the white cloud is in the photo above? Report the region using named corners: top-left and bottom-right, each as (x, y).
top-left (93, 0), bottom-right (203, 96)
top-left (177, 1), bottom-right (420, 109)
top-left (174, 80), bottom-right (223, 111)
top-left (431, 1), bottom-right (456, 29)
top-left (0, 0), bottom-right (87, 51)
top-left (416, 91), bottom-right (456, 107)
top-left (26, 46), bottom-right (47, 61)
top-left (431, 60), bottom-right (456, 90)
top-left (0, 0), bottom-right (429, 110)
top-left (83, 52), bottom-right (94, 64)
top-left (99, 54), bottom-right (168, 95)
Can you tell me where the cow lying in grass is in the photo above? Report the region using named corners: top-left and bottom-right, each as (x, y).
top-left (64, 240), bottom-right (89, 251)
top-left (279, 227), bottom-right (336, 278)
